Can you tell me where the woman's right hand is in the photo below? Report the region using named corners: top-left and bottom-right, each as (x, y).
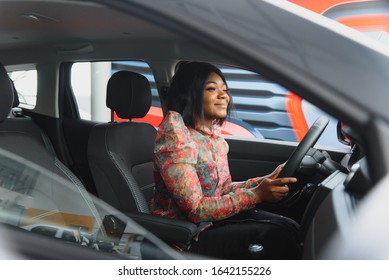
top-left (252, 174), bottom-right (297, 203)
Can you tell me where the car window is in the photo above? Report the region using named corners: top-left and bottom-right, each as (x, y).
top-left (71, 60), bottom-right (341, 147)
top-left (8, 68), bottom-right (37, 109)
top-left (214, 65), bottom-right (340, 146)
top-left (0, 148), bottom-right (178, 260)
top-left (71, 61), bottom-right (159, 122)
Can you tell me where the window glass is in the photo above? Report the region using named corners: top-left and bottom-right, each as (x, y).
top-left (0, 148), bottom-right (178, 259)
top-left (214, 65), bottom-right (340, 147)
top-left (8, 69), bottom-right (37, 109)
top-left (71, 61), bottom-right (158, 122)
top-left (71, 60), bottom-right (341, 147)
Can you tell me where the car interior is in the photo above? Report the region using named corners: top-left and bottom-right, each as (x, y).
top-left (0, 61), bottom-right (192, 260)
top-left (0, 63), bottom-right (116, 259)
top-left (0, 0), bottom-right (388, 260)
top-left (0, 56), bottom-right (356, 259)
top-left (87, 69), bottom-right (198, 249)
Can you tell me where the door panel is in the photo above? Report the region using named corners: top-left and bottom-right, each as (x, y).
top-left (226, 137), bottom-right (349, 181)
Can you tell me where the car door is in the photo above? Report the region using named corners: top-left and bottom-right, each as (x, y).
top-left (209, 65), bottom-right (350, 182)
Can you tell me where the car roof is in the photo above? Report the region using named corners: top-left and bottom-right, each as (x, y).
top-left (121, 0), bottom-right (389, 128)
top-left (0, 0), bottom-right (228, 65)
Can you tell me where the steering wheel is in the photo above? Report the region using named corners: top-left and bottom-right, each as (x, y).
top-left (258, 116), bottom-right (329, 221)
top-left (279, 116), bottom-right (329, 178)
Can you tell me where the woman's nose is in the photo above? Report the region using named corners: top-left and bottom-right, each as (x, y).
top-left (218, 89), bottom-right (228, 98)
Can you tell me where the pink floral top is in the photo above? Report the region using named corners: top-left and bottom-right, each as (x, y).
top-left (150, 111), bottom-right (259, 229)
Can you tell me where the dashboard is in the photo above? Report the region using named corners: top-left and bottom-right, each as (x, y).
top-left (302, 127), bottom-right (372, 259)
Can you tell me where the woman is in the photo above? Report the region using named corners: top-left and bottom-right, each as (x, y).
top-left (150, 62), bottom-right (301, 259)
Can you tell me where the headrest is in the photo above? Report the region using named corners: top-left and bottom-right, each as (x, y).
top-left (106, 71), bottom-right (152, 119)
top-left (0, 63), bottom-right (14, 123)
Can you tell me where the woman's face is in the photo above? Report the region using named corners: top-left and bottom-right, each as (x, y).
top-left (203, 72), bottom-right (230, 129)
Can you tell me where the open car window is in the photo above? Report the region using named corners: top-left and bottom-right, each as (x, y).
top-left (0, 148), bottom-right (179, 260)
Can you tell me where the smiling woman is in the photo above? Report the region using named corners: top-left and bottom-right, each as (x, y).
top-left (151, 62), bottom-right (301, 259)
top-left (202, 72), bottom-right (230, 128)
top-left (0, 0), bottom-right (388, 262)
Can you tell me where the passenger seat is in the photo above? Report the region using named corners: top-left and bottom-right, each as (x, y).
top-left (0, 63), bottom-right (104, 231)
top-left (88, 70), bottom-right (156, 213)
top-left (87, 71), bottom-right (198, 249)
top-left (0, 64), bottom-right (196, 251)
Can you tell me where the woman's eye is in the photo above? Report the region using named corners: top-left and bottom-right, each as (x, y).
top-left (206, 87), bottom-right (216, 92)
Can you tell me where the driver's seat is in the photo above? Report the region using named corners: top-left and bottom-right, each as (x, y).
top-left (88, 71), bottom-right (198, 248)
top-left (88, 71), bottom-right (156, 213)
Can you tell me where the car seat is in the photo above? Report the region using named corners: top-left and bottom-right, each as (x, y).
top-left (87, 71), bottom-right (197, 249)
top-left (0, 63), bottom-right (104, 233)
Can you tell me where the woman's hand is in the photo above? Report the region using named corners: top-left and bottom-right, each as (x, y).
top-left (252, 164), bottom-right (297, 203)
top-left (265, 163), bottom-right (285, 179)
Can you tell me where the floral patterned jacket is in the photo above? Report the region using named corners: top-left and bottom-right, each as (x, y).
top-left (150, 111), bottom-right (259, 229)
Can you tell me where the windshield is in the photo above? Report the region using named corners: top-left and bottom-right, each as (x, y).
top-left (0, 148), bottom-right (179, 260)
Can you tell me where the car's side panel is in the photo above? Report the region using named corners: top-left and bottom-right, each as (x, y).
top-left (226, 137), bottom-right (349, 182)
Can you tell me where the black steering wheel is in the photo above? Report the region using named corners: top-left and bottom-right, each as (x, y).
top-left (279, 116), bottom-right (329, 178)
top-left (258, 116), bottom-right (329, 221)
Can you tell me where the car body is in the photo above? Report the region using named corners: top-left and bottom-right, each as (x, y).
top-left (0, 0), bottom-right (389, 260)
top-left (107, 0), bottom-right (388, 144)
top-left (0, 147), bottom-right (184, 260)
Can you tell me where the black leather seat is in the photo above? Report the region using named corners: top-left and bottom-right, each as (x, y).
top-left (0, 64), bottom-right (196, 251)
top-left (0, 63), bottom-right (104, 231)
top-left (88, 71), bottom-right (197, 248)
top-left (1, 79), bottom-right (57, 156)
top-left (88, 71), bottom-right (156, 213)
